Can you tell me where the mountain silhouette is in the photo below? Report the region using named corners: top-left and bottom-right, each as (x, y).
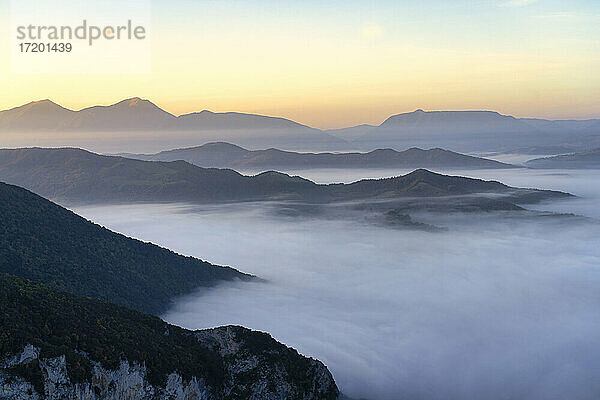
top-left (0, 147), bottom-right (569, 205)
top-left (123, 142), bottom-right (516, 170)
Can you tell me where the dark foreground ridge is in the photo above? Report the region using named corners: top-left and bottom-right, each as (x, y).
top-left (0, 181), bottom-right (252, 315)
top-left (0, 274), bottom-right (339, 400)
top-left (0, 147), bottom-right (571, 205)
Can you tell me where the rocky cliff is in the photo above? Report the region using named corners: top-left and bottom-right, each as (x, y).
top-left (0, 274), bottom-right (339, 400)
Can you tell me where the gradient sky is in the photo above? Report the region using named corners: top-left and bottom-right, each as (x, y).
top-left (1, 0), bottom-right (599, 128)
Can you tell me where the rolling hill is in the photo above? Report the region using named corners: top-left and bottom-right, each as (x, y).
top-left (123, 142), bottom-right (516, 170)
top-left (0, 147), bottom-right (569, 206)
top-left (0, 99), bottom-right (76, 131)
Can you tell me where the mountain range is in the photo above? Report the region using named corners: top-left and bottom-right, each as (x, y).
top-left (1, 99), bottom-right (598, 153)
top-left (0, 98), bottom-right (346, 152)
top-left (0, 98), bottom-right (305, 132)
top-left (0, 148), bottom-right (570, 214)
top-left (329, 109), bottom-right (600, 153)
top-left (121, 142), bottom-right (516, 170)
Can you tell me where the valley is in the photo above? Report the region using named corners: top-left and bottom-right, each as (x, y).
top-left (70, 167), bottom-right (600, 400)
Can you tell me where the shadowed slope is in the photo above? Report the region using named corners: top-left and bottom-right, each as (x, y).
top-left (0, 181), bottom-right (251, 314)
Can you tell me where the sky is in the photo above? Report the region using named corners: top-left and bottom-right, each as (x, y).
top-left (0, 0), bottom-right (599, 129)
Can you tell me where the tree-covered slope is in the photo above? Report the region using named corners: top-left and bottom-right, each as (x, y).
top-left (0, 181), bottom-right (251, 314)
top-left (0, 274), bottom-right (339, 400)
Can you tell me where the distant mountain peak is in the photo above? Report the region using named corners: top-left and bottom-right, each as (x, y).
top-left (126, 97), bottom-right (143, 105)
top-left (32, 99), bottom-right (55, 105)
top-left (391, 109), bottom-right (505, 118)
top-left (161, 141), bottom-right (249, 153)
top-left (406, 168), bottom-right (438, 177)
top-left (1, 99), bottom-right (74, 118)
top-left (111, 97), bottom-right (160, 109)
top-left (202, 141), bottom-right (247, 149)
top-left (377, 109), bottom-right (526, 136)
top-left (23, 99), bottom-right (64, 109)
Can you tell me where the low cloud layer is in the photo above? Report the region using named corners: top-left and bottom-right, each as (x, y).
top-left (73, 168), bottom-right (600, 400)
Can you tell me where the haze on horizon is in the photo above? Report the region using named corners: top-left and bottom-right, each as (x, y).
top-left (1, 0), bottom-right (599, 129)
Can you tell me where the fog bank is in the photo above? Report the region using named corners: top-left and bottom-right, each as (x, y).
top-left (72, 169), bottom-right (600, 400)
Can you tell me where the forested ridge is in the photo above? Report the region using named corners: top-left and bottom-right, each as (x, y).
top-left (0, 181), bottom-right (251, 314)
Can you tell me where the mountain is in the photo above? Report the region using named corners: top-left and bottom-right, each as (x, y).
top-left (0, 180), bottom-right (251, 314)
top-left (0, 98), bottom-right (348, 152)
top-left (128, 142), bottom-right (253, 167)
top-left (0, 147), bottom-right (327, 203)
top-left (3, 99), bottom-right (599, 153)
top-left (0, 148), bottom-right (569, 206)
top-left (0, 100), bottom-right (76, 131)
top-left (68, 97), bottom-right (177, 130)
top-left (177, 110), bottom-right (311, 130)
top-left (379, 110), bottom-right (531, 134)
top-left (342, 110), bottom-right (536, 152)
top-left (123, 142), bottom-right (516, 170)
top-left (327, 168), bottom-right (556, 202)
top-left (525, 148), bottom-right (600, 169)
top-left (329, 109), bottom-right (600, 153)
top-left (0, 98), bottom-right (312, 133)
top-left (0, 274), bottom-right (339, 400)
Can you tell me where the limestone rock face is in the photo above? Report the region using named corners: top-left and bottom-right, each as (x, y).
top-left (196, 326), bottom-right (339, 400)
top-left (0, 346), bottom-right (211, 400)
top-left (0, 337), bottom-right (339, 400)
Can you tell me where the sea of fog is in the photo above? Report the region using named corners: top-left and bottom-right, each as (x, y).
top-left (72, 168), bottom-right (600, 400)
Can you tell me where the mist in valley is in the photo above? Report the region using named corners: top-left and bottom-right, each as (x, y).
top-left (72, 168), bottom-right (600, 400)
top-left (0, 130), bottom-right (355, 154)
top-left (236, 167), bottom-right (600, 219)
